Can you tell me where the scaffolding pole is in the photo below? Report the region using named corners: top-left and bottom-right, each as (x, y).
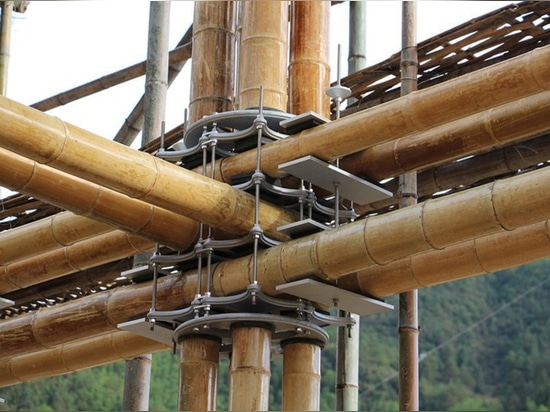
top-left (0, 1), bottom-right (13, 95)
top-left (398, 2), bottom-right (419, 411)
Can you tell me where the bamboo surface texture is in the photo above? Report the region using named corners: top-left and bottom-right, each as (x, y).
top-left (282, 341), bottom-right (322, 411)
top-left (210, 45), bottom-right (550, 181)
top-left (288, 1), bottom-right (330, 117)
top-left (238, 1), bottom-right (288, 110)
top-left (1, 165), bottom-right (549, 362)
top-left (179, 336), bottom-right (220, 411)
top-left (0, 96), bottom-right (296, 241)
top-left (229, 325), bottom-right (272, 411)
top-left (188, 1), bottom-right (235, 126)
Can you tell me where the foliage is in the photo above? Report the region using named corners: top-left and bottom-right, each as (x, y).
top-left (1, 260), bottom-right (549, 411)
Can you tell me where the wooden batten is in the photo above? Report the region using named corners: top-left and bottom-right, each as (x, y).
top-left (238, 1), bottom-right (288, 110)
top-left (289, 1), bottom-right (330, 117)
top-left (188, 1), bottom-right (236, 126)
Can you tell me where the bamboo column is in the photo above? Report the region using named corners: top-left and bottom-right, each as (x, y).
top-left (288, 1), bottom-right (330, 117)
top-left (179, 336), bottom-right (221, 411)
top-left (398, 3), bottom-right (419, 410)
top-left (188, 1), bottom-right (235, 126)
top-left (229, 325), bottom-right (272, 411)
top-left (282, 340), bottom-right (322, 411)
top-left (0, 1), bottom-right (12, 95)
top-left (238, 1), bottom-right (288, 110)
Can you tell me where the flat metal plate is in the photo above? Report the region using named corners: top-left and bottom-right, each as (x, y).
top-left (279, 111), bottom-right (329, 134)
top-left (278, 155), bottom-right (393, 205)
top-left (277, 218), bottom-right (329, 238)
top-left (0, 297), bottom-right (14, 310)
top-left (276, 279), bottom-right (393, 316)
top-left (118, 318), bottom-right (174, 346)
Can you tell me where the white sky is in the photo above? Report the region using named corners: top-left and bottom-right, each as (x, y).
top-left (1, 1), bottom-right (514, 199)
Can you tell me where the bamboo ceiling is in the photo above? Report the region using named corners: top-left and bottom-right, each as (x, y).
top-left (1, 1), bottom-right (550, 320)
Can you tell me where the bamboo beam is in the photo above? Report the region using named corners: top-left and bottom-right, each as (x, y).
top-left (1, 166), bottom-right (549, 361)
top-left (1, 216), bottom-right (549, 387)
top-left (288, 1), bottom-right (330, 117)
top-left (30, 43), bottom-right (191, 112)
top-left (0, 1), bottom-right (12, 95)
top-left (188, 1), bottom-right (236, 126)
top-left (178, 336), bottom-right (220, 411)
top-left (0, 147), bottom-right (200, 252)
top-left (229, 325), bottom-right (271, 411)
top-left (238, 1), bottom-right (288, 110)
top-left (202, 45), bottom-right (550, 181)
top-left (0, 96), bottom-right (296, 240)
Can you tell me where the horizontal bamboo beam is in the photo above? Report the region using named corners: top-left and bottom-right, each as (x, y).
top-left (0, 147), bottom-right (200, 252)
top-left (1, 217), bottom-right (548, 387)
top-left (0, 229), bottom-right (153, 294)
top-left (341, 91), bottom-right (550, 181)
top-left (1, 166), bottom-right (549, 360)
top-left (30, 43), bottom-right (192, 112)
top-left (201, 45), bottom-right (550, 181)
top-left (0, 97), bottom-right (295, 240)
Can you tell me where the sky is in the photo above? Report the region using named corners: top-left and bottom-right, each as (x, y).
top-left (1, 1), bottom-right (514, 199)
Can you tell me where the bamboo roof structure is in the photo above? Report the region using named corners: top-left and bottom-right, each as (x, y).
top-left (1, 0), bottom-right (550, 392)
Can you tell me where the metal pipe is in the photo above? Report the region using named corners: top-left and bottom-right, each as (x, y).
top-left (188, 1), bottom-right (236, 126)
top-left (208, 44), bottom-right (550, 181)
top-left (229, 325), bottom-right (271, 411)
top-left (0, 96), bottom-right (296, 240)
top-left (178, 336), bottom-right (220, 411)
top-left (238, 1), bottom-right (288, 110)
top-left (399, 3), bottom-right (419, 410)
top-left (282, 340), bottom-right (322, 411)
top-left (2, 216), bottom-right (549, 387)
top-left (1, 165), bottom-right (549, 361)
top-left (0, 1), bottom-right (12, 95)
top-left (288, 1), bottom-right (330, 117)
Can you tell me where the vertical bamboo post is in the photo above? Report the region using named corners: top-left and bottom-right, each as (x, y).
top-left (288, 1), bottom-right (330, 117)
top-left (179, 336), bottom-right (221, 411)
top-left (282, 340), bottom-right (322, 411)
top-left (188, 1), bottom-right (236, 126)
top-left (123, 3), bottom-right (170, 410)
top-left (238, 1), bottom-right (288, 110)
top-left (398, 2), bottom-right (419, 411)
top-left (335, 3), bottom-right (366, 410)
top-left (229, 324), bottom-right (272, 411)
top-left (0, 1), bottom-right (12, 95)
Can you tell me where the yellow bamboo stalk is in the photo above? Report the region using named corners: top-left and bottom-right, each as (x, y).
top-left (205, 45), bottom-right (550, 181)
top-left (178, 336), bottom-right (220, 411)
top-left (1, 166), bottom-right (548, 362)
top-left (0, 96), bottom-right (295, 240)
top-left (282, 341), bottom-right (322, 411)
top-left (238, 1), bottom-right (288, 110)
top-left (229, 325), bottom-right (271, 411)
top-left (0, 147), bottom-right (200, 251)
top-left (188, 1), bottom-right (236, 126)
top-left (288, 1), bottom-right (330, 117)
top-left (0, 230), bottom-right (154, 294)
top-left (0, 218), bottom-right (549, 385)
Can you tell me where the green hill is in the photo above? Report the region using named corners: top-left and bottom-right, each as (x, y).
top-left (1, 260), bottom-right (549, 411)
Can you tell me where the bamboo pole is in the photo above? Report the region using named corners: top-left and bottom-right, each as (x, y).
top-left (206, 45), bottom-right (550, 181)
top-left (30, 43), bottom-right (191, 112)
top-left (2, 166), bottom-right (550, 361)
top-left (229, 325), bottom-right (271, 411)
top-left (178, 336), bottom-right (220, 411)
top-left (238, 1), bottom-right (288, 110)
top-left (1, 216), bottom-right (550, 387)
top-left (0, 96), bottom-right (295, 240)
top-left (398, 3), bottom-right (419, 410)
top-left (282, 340), bottom-right (322, 411)
top-left (0, 1), bottom-right (12, 95)
top-left (188, 1), bottom-right (236, 126)
top-left (0, 147), bottom-right (200, 251)
top-left (288, 1), bottom-right (330, 117)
